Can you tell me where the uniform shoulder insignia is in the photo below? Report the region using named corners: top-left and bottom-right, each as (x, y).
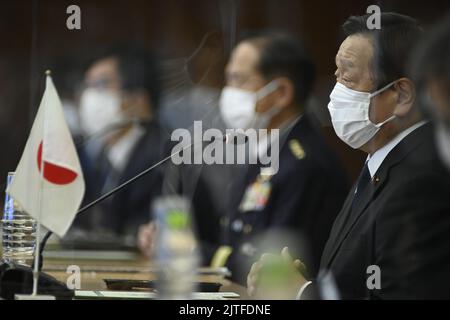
top-left (289, 139), bottom-right (306, 160)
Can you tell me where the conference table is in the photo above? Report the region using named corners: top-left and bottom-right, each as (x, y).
top-left (41, 249), bottom-right (248, 300)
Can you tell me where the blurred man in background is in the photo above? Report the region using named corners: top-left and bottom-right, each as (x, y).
top-left (248, 12), bottom-right (450, 299)
top-left (68, 45), bottom-right (167, 246)
top-left (412, 14), bottom-right (450, 171)
top-left (214, 32), bottom-right (349, 284)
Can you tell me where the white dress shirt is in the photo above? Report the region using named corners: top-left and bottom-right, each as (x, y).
top-left (107, 124), bottom-right (145, 173)
top-left (296, 120), bottom-right (428, 300)
top-left (367, 121), bottom-right (427, 178)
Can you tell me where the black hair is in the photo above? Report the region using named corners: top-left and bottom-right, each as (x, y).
top-left (87, 43), bottom-right (161, 109)
top-left (342, 12), bottom-right (423, 88)
top-left (240, 31), bottom-right (316, 106)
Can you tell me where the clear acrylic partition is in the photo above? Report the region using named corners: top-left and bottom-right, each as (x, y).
top-left (0, 0), bottom-right (448, 299)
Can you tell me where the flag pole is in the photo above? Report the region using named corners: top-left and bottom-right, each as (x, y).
top-left (31, 70), bottom-right (51, 296)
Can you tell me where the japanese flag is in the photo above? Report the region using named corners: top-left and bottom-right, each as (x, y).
top-left (7, 74), bottom-right (85, 237)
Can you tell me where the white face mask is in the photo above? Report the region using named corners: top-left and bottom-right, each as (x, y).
top-left (219, 81), bottom-right (279, 129)
top-left (436, 122), bottom-right (450, 171)
top-left (79, 88), bottom-right (125, 137)
top-left (327, 81), bottom-right (396, 149)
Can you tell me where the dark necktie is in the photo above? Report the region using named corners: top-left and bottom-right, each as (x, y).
top-left (352, 162), bottom-right (371, 209)
top-left (325, 162), bottom-right (372, 260)
top-left (94, 149), bottom-right (121, 230)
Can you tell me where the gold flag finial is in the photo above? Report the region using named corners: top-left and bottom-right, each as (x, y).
top-left (45, 70), bottom-right (51, 76)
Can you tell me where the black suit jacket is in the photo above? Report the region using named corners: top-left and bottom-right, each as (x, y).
top-left (105, 122), bottom-right (167, 235)
top-left (224, 115), bottom-right (349, 284)
top-left (73, 121), bottom-right (167, 238)
top-left (319, 123), bottom-right (450, 299)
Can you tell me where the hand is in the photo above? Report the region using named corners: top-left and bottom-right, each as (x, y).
top-left (247, 247), bottom-right (308, 299)
top-left (137, 222), bottom-right (157, 258)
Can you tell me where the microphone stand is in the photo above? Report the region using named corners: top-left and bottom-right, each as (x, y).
top-left (36, 142), bottom-right (194, 271)
top-left (0, 142), bottom-right (194, 300)
top-left (0, 132), bottom-right (245, 299)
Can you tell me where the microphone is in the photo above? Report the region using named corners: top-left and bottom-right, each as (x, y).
top-left (39, 131), bottom-right (248, 266)
top-left (36, 141), bottom-right (196, 269)
top-left (0, 130), bottom-right (248, 299)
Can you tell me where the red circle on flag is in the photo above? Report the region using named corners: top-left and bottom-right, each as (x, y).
top-left (37, 141), bottom-right (78, 185)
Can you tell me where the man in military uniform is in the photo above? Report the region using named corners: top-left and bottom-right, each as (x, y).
top-left (214, 32), bottom-right (349, 284)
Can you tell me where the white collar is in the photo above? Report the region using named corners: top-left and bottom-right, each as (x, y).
top-left (107, 124), bottom-right (145, 172)
top-left (367, 121), bottom-right (427, 178)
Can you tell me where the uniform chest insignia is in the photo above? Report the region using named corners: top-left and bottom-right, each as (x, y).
top-left (289, 139), bottom-right (306, 160)
top-left (239, 174), bottom-right (272, 212)
top-left (260, 167), bottom-right (276, 181)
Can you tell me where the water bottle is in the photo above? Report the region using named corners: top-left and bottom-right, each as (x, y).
top-left (1, 172), bottom-right (37, 265)
top-left (152, 196), bottom-right (199, 299)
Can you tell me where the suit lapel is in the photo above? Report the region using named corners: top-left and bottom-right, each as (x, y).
top-left (321, 123), bottom-right (431, 268)
top-left (320, 186), bottom-right (356, 265)
top-left (323, 174), bottom-right (387, 268)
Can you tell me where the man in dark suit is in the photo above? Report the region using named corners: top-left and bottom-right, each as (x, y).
top-left (215, 32), bottom-right (349, 285)
top-left (412, 14), bottom-right (450, 171)
top-left (69, 44), bottom-right (167, 244)
top-left (318, 122), bottom-right (450, 299)
top-left (248, 13), bottom-right (450, 299)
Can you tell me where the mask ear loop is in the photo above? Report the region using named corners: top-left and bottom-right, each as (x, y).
top-left (255, 80), bottom-right (279, 100)
top-left (243, 81), bottom-right (279, 131)
top-left (247, 81), bottom-right (282, 131)
top-left (369, 81), bottom-right (396, 98)
top-left (370, 81), bottom-right (398, 127)
top-left (374, 114), bottom-right (396, 128)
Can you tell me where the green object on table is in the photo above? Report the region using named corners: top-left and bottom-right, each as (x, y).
top-left (166, 209), bottom-right (190, 230)
top-left (258, 258), bottom-right (294, 287)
